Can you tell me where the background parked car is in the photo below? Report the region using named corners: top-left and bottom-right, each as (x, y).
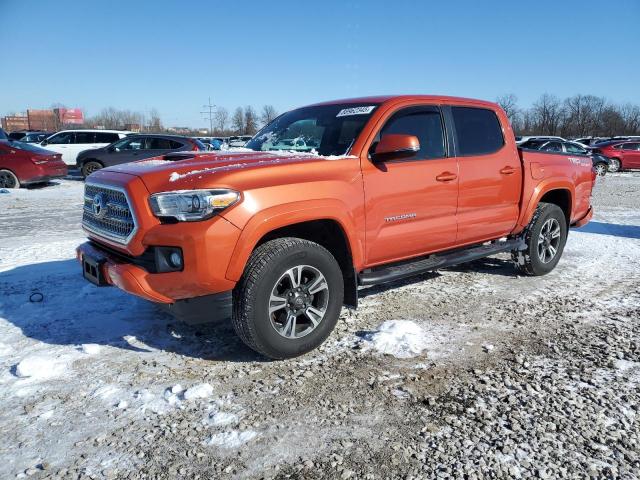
top-left (77, 134), bottom-right (206, 178)
top-left (227, 135), bottom-right (252, 147)
top-left (8, 130), bottom-right (51, 143)
top-left (0, 138), bottom-right (67, 188)
top-left (38, 130), bottom-right (131, 166)
top-left (520, 139), bottom-right (611, 176)
top-left (18, 131), bottom-right (52, 143)
top-left (515, 135), bottom-right (566, 145)
top-left (592, 141), bottom-right (640, 172)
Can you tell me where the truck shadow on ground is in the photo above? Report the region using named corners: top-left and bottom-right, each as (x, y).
top-left (0, 259), bottom-right (265, 363)
top-left (576, 221), bottom-right (640, 239)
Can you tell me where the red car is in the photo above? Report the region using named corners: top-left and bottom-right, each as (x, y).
top-left (593, 140), bottom-right (640, 172)
top-left (0, 139), bottom-right (68, 188)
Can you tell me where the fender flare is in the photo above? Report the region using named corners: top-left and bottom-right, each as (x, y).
top-left (224, 199), bottom-right (364, 282)
top-left (517, 178), bottom-right (575, 230)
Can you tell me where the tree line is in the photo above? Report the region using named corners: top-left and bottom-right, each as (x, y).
top-left (496, 94), bottom-right (640, 137)
top-left (81, 105), bottom-right (279, 136)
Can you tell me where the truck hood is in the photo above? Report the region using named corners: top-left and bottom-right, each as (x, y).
top-left (104, 150), bottom-right (349, 192)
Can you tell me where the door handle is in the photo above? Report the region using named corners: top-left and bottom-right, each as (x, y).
top-left (436, 172), bottom-right (457, 182)
top-left (500, 166), bottom-right (516, 175)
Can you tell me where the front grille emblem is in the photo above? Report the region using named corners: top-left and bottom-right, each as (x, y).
top-left (92, 193), bottom-right (107, 219)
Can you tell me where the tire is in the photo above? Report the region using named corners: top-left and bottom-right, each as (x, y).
top-left (82, 161), bottom-right (103, 178)
top-left (608, 158), bottom-right (621, 173)
top-left (0, 169), bottom-right (20, 189)
top-left (594, 163), bottom-right (607, 177)
top-left (232, 237), bottom-right (344, 359)
top-left (511, 202), bottom-right (568, 276)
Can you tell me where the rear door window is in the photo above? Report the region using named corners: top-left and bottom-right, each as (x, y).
top-left (451, 107), bottom-right (504, 156)
top-left (95, 132), bottom-right (120, 143)
top-left (377, 106), bottom-right (446, 161)
top-left (75, 132), bottom-right (95, 144)
top-left (148, 138), bottom-right (176, 149)
top-left (565, 143), bottom-right (588, 154)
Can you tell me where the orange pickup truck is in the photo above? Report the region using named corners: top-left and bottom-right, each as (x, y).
top-left (77, 95), bottom-right (595, 359)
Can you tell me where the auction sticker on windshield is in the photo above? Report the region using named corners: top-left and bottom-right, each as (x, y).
top-left (336, 106), bottom-right (376, 117)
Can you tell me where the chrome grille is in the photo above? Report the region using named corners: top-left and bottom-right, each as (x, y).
top-left (82, 183), bottom-right (137, 244)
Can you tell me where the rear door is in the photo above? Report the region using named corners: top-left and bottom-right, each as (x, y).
top-left (71, 131), bottom-right (98, 163)
top-left (620, 142), bottom-right (640, 168)
top-left (361, 105), bottom-right (459, 265)
top-left (452, 106), bottom-right (522, 244)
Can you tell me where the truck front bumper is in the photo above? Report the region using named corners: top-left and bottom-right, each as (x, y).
top-left (77, 242), bottom-right (175, 303)
top-left (76, 241), bottom-right (236, 305)
top-left (572, 206), bottom-right (593, 228)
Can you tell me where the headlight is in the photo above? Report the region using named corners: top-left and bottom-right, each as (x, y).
top-left (149, 189), bottom-right (240, 222)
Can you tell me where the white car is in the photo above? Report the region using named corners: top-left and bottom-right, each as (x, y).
top-left (39, 130), bottom-right (131, 166)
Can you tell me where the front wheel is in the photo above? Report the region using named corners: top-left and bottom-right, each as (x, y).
top-left (608, 158), bottom-right (621, 173)
top-left (594, 163), bottom-right (607, 177)
top-left (0, 169), bottom-right (20, 189)
top-left (232, 238), bottom-right (344, 359)
top-left (82, 161), bottom-right (103, 178)
top-left (512, 202), bottom-right (568, 276)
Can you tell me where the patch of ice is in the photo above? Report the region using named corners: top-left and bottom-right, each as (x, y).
top-left (614, 360), bottom-right (638, 372)
top-left (81, 344), bottom-right (101, 355)
top-left (361, 320), bottom-right (430, 358)
top-left (183, 383), bottom-right (213, 400)
top-left (38, 410), bottom-right (54, 420)
top-left (208, 411), bottom-right (239, 426)
top-left (14, 354), bottom-right (70, 380)
top-left (207, 430), bottom-right (257, 448)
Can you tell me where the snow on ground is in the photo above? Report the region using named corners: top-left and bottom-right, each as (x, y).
top-left (0, 173), bottom-right (639, 478)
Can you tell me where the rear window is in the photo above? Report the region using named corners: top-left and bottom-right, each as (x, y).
top-left (452, 107), bottom-right (504, 156)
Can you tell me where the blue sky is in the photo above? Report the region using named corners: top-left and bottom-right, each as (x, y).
top-left (1, 0), bottom-right (639, 128)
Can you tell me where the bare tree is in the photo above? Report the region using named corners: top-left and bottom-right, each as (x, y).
top-left (244, 106), bottom-right (258, 135)
top-left (530, 94), bottom-right (565, 136)
top-left (232, 107), bottom-right (245, 134)
top-left (620, 103), bottom-right (640, 135)
top-left (148, 108), bottom-right (162, 132)
top-left (260, 105), bottom-right (278, 126)
top-left (214, 107), bottom-right (229, 134)
top-left (496, 94), bottom-right (519, 128)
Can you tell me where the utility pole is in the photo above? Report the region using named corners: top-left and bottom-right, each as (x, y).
top-left (200, 97), bottom-right (215, 136)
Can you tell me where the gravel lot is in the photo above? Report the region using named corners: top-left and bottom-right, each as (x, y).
top-left (0, 173), bottom-right (639, 479)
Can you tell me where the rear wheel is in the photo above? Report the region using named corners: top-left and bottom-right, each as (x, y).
top-left (594, 163), bottom-right (607, 176)
top-left (0, 169), bottom-right (20, 189)
top-left (512, 202), bottom-right (567, 276)
top-left (232, 237), bottom-right (344, 359)
top-left (82, 161), bottom-right (103, 178)
top-left (608, 158), bottom-right (621, 173)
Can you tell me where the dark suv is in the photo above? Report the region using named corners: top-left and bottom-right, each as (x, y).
top-left (77, 134), bottom-right (206, 178)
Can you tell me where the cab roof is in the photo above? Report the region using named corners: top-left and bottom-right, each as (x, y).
top-left (308, 95), bottom-right (498, 109)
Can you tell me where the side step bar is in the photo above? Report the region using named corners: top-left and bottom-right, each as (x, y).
top-left (358, 237), bottom-right (525, 286)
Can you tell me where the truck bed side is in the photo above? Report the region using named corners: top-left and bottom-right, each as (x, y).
top-left (515, 148), bottom-right (595, 233)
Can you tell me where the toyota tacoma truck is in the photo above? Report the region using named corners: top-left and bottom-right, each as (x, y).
top-left (77, 95), bottom-right (595, 359)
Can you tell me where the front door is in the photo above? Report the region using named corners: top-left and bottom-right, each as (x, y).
top-left (361, 105), bottom-right (459, 266)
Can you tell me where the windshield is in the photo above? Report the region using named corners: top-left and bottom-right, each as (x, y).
top-left (246, 103), bottom-right (379, 156)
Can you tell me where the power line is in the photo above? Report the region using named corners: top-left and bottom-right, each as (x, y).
top-left (200, 97), bottom-right (215, 135)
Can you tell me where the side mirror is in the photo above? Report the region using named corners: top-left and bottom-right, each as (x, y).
top-left (372, 134), bottom-right (420, 161)
top-left (40, 140), bottom-right (48, 146)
